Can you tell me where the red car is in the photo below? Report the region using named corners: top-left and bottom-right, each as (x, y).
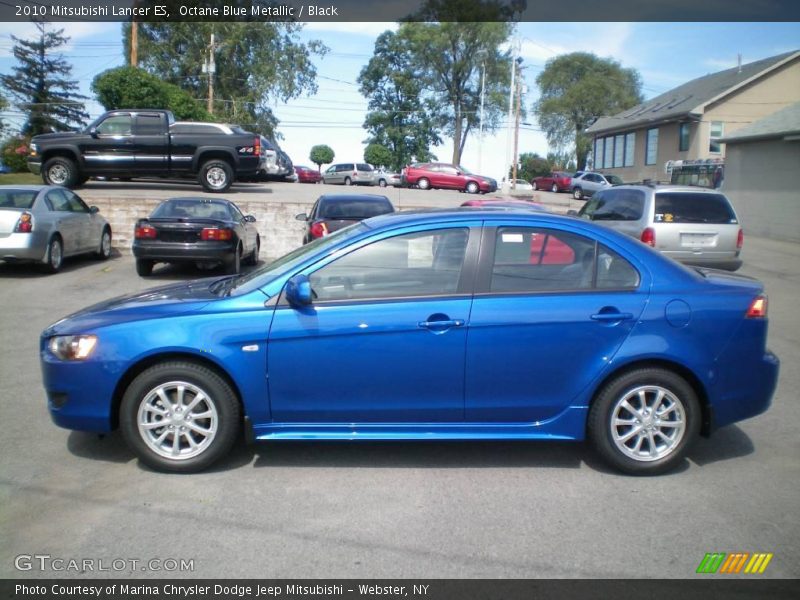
top-left (295, 165), bottom-right (322, 184)
top-left (532, 171), bottom-right (573, 193)
top-left (401, 162), bottom-right (497, 194)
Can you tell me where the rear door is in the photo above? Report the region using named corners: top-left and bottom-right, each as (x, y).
top-left (133, 112), bottom-right (169, 173)
top-left (44, 189), bottom-right (85, 255)
top-left (466, 223), bottom-right (649, 423)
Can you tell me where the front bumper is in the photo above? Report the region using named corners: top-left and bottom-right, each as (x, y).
top-left (132, 240), bottom-right (235, 262)
top-left (27, 157), bottom-right (42, 175)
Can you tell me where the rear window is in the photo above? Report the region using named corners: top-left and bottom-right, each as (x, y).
top-left (170, 124), bottom-right (226, 134)
top-left (356, 164), bottom-right (374, 172)
top-left (320, 199), bottom-right (394, 220)
top-left (589, 189), bottom-right (645, 221)
top-left (0, 190), bottom-right (37, 209)
top-left (654, 192), bottom-right (737, 224)
top-left (152, 200), bottom-right (232, 220)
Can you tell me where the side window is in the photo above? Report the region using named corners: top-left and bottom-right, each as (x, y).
top-left (228, 203), bottom-right (244, 221)
top-left (64, 190), bottom-right (90, 213)
top-left (491, 228), bottom-right (595, 293)
top-left (596, 246), bottom-right (640, 289)
top-left (136, 114), bottom-right (163, 135)
top-left (591, 190), bottom-right (645, 221)
top-left (579, 194), bottom-right (606, 219)
top-left (96, 115), bottom-right (132, 136)
top-left (46, 189), bottom-right (72, 212)
top-left (309, 228), bottom-right (469, 302)
top-left (325, 166), bottom-right (335, 174)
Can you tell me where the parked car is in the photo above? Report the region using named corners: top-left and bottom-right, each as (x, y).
top-left (41, 209), bottom-right (778, 474)
top-left (402, 162), bottom-right (497, 194)
top-left (294, 165), bottom-right (322, 184)
top-left (322, 163), bottom-right (375, 186)
top-left (375, 170), bottom-right (402, 188)
top-left (570, 172), bottom-right (624, 199)
top-left (0, 185), bottom-right (111, 273)
top-left (532, 171), bottom-right (573, 193)
top-left (28, 110), bottom-right (261, 193)
top-left (573, 184), bottom-right (743, 270)
top-left (461, 198), bottom-right (547, 211)
top-left (296, 194), bottom-right (394, 244)
top-left (510, 179), bottom-right (534, 192)
top-left (132, 197), bottom-right (260, 276)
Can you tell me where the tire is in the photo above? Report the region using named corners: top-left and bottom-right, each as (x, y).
top-left (344, 176), bottom-right (352, 186)
top-left (532, 181), bottom-right (538, 191)
top-left (417, 177), bottom-right (430, 190)
top-left (466, 181), bottom-right (479, 194)
top-left (44, 236), bottom-right (63, 273)
top-left (42, 157), bottom-right (79, 188)
top-left (119, 361), bottom-right (241, 473)
top-left (226, 244), bottom-right (242, 275)
top-left (136, 258), bottom-right (154, 277)
top-left (573, 187), bottom-right (583, 200)
top-left (587, 368), bottom-right (701, 475)
top-left (244, 235), bottom-right (260, 266)
top-left (94, 227), bottom-right (112, 260)
top-left (199, 159), bottom-right (234, 193)
top-left (378, 178), bottom-right (387, 188)
top-left (551, 183), bottom-right (559, 193)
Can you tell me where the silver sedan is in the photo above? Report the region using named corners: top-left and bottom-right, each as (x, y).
top-left (0, 185), bottom-right (112, 273)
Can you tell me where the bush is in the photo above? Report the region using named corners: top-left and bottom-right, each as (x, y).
top-left (1, 135), bottom-right (32, 172)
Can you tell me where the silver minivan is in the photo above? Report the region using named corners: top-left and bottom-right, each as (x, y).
top-left (574, 184), bottom-right (743, 271)
top-left (322, 163), bottom-right (375, 186)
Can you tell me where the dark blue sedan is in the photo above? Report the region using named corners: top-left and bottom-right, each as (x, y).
top-left (40, 210), bottom-right (779, 474)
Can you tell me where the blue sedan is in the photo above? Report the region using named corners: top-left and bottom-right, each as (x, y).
top-left (40, 210), bottom-right (779, 474)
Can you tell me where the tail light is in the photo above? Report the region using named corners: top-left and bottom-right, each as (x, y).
top-left (746, 295), bottom-right (768, 319)
top-left (254, 136), bottom-right (261, 155)
top-left (736, 227), bottom-right (744, 250)
top-left (14, 212), bottom-right (33, 233)
top-left (640, 227), bottom-right (656, 247)
top-left (310, 221), bottom-right (328, 239)
top-left (135, 225), bottom-right (157, 239)
top-left (201, 228), bottom-right (233, 241)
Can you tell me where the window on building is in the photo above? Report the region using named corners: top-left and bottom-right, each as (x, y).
top-left (624, 133), bottom-right (635, 167)
top-left (679, 123), bottom-right (691, 152)
top-left (709, 121), bottom-right (724, 153)
top-left (613, 134), bottom-right (625, 167)
top-left (646, 128), bottom-right (659, 165)
top-left (594, 138), bottom-right (604, 170)
top-left (604, 137), bottom-right (613, 169)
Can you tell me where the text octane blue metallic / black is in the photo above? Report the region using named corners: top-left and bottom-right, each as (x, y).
top-left (40, 210), bottom-right (779, 474)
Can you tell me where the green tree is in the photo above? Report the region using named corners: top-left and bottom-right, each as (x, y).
top-left (515, 152), bottom-right (551, 182)
top-left (124, 20), bottom-right (327, 136)
top-left (358, 30), bottom-right (441, 172)
top-left (0, 22), bottom-right (88, 136)
top-left (92, 67), bottom-right (212, 121)
top-left (364, 143), bottom-right (393, 169)
top-left (0, 93), bottom-right (7, 135)
top-left (534, 52), bottom-right (643, 170)
top-left (309, 144), bottom-right (335, 172)
top-left (546, 151), bottom-right (576, 171)
top-left (399, 0), bottom-right (520, 165)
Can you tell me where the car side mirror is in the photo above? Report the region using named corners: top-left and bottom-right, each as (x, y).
top-left (88, 127), bottom-right (98, 138)
top-left (285, 274), bottom-right (313, 307)
top-left (90, 206), bottom-right (100, 214)
top-left (244, 215), bottom-right (256, 223)
top-left (295, 213), bottom-right (308, 221)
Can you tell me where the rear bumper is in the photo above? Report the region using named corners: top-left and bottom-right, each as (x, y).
top-left (0, 231), bottom-right (48, 262)
top-left (132, 240), bottom-right (235, 262)
top-left (711, 350), bottom-right (779, 430)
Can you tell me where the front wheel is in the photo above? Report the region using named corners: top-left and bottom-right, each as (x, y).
top-left (378, 178), bottom-right (387, 188)
top-left (572, 187), bottom-right (583, 200)
top-left (94, 228), bottom-right (112, 260)
top-left (42, 157), bottom-right (79, 188)
top-left (119, 361), bottom-right (241, 473)
top-left (44, 236), bottom-right (63, 273)
top-left (551, 183), bottom-right (559, 193)
top-left (588, 368), bottom-right (700, 475)
top-left (532, 181), bottom-right (538, 191)
top-left (344, 177), bottom-right (352, 186)
top-left (199, 159), bottom-right (234, 193)
top-left (466, 181), bottom-right (479, 194)
top-left (417, 177), bottom-right (430, 190)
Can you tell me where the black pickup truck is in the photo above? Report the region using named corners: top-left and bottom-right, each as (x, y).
top-left (27, 110), bottom-right (261, 193)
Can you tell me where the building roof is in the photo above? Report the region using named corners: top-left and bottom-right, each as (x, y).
top-left (587, 50), bottom-right (800, 135)
top-left (719, 101), bottom-right (800, 143)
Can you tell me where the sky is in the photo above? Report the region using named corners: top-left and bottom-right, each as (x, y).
top-left (1, 20), bottom-right (799, 181)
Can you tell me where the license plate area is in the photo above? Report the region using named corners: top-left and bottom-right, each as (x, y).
top-left (680, 232), bottom-right (717, 248)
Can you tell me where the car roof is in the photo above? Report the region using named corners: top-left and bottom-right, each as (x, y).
top-left (0, 185), bottom-right (51, 191)
top-left (319, 194), bottom-right (391, 202)
top-left (613, 184), bottom-right (727, 194)
top-left (364, 208), bottom-right (578, 229)
top-left (161, 196), bottom-right (234, 204)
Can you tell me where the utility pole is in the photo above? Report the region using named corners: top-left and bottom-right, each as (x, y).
top-left (512, 64), bottom-right (522, 189)
top-left (130, 21), bottom-right (138, 66)
top-left (503, 39), bottom-right (518, 193)
top-left (477, 63), bottom-right (485, 174)
top-left (203, 33), bottom-right (216, 114)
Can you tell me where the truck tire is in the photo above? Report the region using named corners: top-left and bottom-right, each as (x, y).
top-left (199, 159), bottom-right (234, 193)
top-left (43, 157), bottom-right (79, 188)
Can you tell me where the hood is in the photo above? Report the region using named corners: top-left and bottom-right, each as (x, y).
top-left (32, 131), bottom-right (83, 143)
top-left (43, 278), bottom-right (222, 336)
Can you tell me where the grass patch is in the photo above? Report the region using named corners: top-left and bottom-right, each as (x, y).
top-left (0, 172), bottom-right (41, 185)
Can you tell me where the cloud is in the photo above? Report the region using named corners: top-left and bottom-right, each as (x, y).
top-left (0, 22), bottom-right (112, 57)
top-left (514, 23), bottom-right (634, 66)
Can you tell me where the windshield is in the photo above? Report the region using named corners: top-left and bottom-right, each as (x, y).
top-left (320, 199), bottom-right (393, 220)
top-left (0, 189), bottom-right (37, 209)
top-left (605, 175), bottom-right (624, 185)
top-left (458, 165), bottom-right (474, 175)
top-left (224, 222), bottom-right (368, 295)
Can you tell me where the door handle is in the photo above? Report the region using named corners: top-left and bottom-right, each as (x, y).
top-left (418, 319), bottom-right (465, 329)
top-left (591, 312), bottom-right (633, 322)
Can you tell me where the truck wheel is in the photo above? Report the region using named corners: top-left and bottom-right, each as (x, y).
top-left (200, 159), bottom-right (233, 193)
top-left (43, 157), bottom-right (79, 188)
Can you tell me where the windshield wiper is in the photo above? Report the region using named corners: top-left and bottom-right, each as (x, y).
top-left (208, 275), bottom-right (239, 296)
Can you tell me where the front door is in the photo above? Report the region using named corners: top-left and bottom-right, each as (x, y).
top-left (267, 226), bottom-right (477, 423)
top-left (81, 114), bottom-right (135, 174)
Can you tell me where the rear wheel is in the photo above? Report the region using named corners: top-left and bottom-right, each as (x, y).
top-left (199, 159), bottom-right (234, 193)
top-left (532, 181), bottom-right (538, 190)
top-left (136, 259), bottom-right (154, 277)
top-left (378, 178), bottom-right (387, 187)
top-left (44, 236), bottom-right (63, 273)
top-left (588, 368), bottom-right (700, 475)
top-left (573, 187), bottom-right (583, 200)
top-left (43, 157), bottom-right (79, 188)
top-left (94, 227), bottom-right (112, 260)
top-left (119, 361), bottom-right (241, 473)
top-left (551, 183), bottom-right (559, 193)
top-left (244, 236), bottom-right (260, 266)
top-left (417, 177), bottom-right (430, 190)
top-left (226, 244), bottom-right (242, 274)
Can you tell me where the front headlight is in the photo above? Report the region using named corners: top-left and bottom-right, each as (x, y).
top-left (29, 143), bottom-right (38, 156)
top-left (48, 335), bottom-right (98, 360)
